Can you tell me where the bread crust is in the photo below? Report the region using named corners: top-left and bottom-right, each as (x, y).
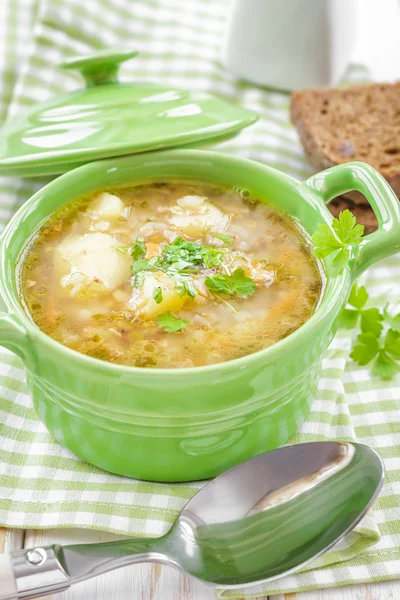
top-left (290, 84), bottom-right (400, 204)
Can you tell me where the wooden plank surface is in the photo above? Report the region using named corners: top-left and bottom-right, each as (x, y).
top-left (0, 527), bottom-right (24, 553)
top-left (0, 527), bottom-right (397, 599)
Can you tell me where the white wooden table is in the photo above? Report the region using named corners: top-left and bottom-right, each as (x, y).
top-left (2, 528), bottom-right (399, 599)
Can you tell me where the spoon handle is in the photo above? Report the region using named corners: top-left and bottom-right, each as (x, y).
top-left (0, 537), bottom-right (160, 599)
top-left (0, 545), bottom-right (69, 599)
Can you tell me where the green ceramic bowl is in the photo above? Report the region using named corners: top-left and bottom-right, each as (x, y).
top-left (0, 150), bottom-right (399, 482)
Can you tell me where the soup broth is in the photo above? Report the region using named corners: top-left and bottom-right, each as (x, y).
top-left (20, 181), bottom-right (322, 368)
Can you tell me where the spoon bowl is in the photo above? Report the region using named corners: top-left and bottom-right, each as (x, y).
top-left (2, 442), bottom-right (384, 599)
top-left (168, 440), bottom-right (383, 586)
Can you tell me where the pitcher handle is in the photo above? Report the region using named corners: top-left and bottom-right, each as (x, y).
top-left (305, 162), bottom-right (400, 280)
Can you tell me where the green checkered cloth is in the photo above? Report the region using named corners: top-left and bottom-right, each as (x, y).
top-left (0, 0), bottom-right (399, 596)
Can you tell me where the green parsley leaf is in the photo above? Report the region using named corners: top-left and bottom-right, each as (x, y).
top-left (341, 283), bottom-right (380, 331)
top-left (312, 210), bottom-right (364, 274)
top-left (134, 271), bottom-right (145, 289)
top-left (231, 268), bottom-right (257, 296)
top-left (360, 308), bottom-right (383, 337)
top-left (347, 284), bottom-right (400, 380)
top-left (383, 307), bottom-right (400, 332)
top-left (186, 282), bottom-right (196, 298)
top-left (384, 329), bottom-right (400, 359)
top-left (175, 280), bottom-right (196, 299)
top-left (200, 246), bottom-right (226, 268)
top-left (214, 233), bottom-right (232, 244)
top-left (131, 259), bottom-right (149, 275)
top-left (153, 287), bottom-right (163, 304)
top-left (341, 308), bottom-right (359, 329)
top-left (168, 259), bottom-right (192, 272)
top-left (332, 209), bottom-right (364, 245)
top-left (311, 224), bottom-right (342, 258)
top-left (174, 282), bottom-right (185, 297)
top-left (332, 247), bottom-right (350, 274)
top-left (372, 351), bottom-right (400, 379)
top-left (131, 259), bottom-right (149, 287)
top-left (350, 332), bottom-right (380, 365)
top-left (160, 237), bottom-right (225, 272)
top-left (348, 284), bottom-right (368, 309)
top-left (156, 312), bottom-right (189, 333)
top-left (205, 273), bottom-right (233, 295)
top-left (131, 237), bottom-right (146, 260)
top-left (205, 268), bottom-right (256, 297)
top-left (147, 256), bottom-right (162, 269)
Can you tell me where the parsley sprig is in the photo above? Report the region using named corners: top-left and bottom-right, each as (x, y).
top-left (351, 329), bottom-right (400, 379)
top-left (156, 312), bottom-right (189, 333)
top-left (344, 283), bottom-right (400, 379)
top-left (312, 210), bottom-right (364, 274)
top-left (205, 268), bottom-right (256, 297)
top-left (342, 284), bottom-right (383, 336)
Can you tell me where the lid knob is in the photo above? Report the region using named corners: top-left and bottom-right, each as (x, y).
top-left (59, 48), bottom-right (138, 87)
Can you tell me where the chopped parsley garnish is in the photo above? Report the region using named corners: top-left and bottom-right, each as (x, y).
top-left (131, 259), bottom-right (149, 274)
top-left (156, 312), bottom-right (189, 333)
top-left (130, 236), bottom-right (225, 277)
top-left (161, 237), bottom-right (225, 271)
top-left (131, 258), bottom-right (150, 287)
top-left (205, 268), bottom-right (256, 297)
top-left (175, 279), bottom-right (196, 299)
top-left (129, 238), bottom-right (257, 327)
top-left (131, 237), bottom-right (146, 260)
top-left (153, 287), bottom-right (163, 304)
top-left (130, 236), bottom-right (228, 291)
top-left (134, 271), bottom-right (145, 288)
top-left (312, 209), bottom-right (364, 274)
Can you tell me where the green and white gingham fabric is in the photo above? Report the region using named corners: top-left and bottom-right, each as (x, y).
top-left (0, 0), bottom-right (399, 595)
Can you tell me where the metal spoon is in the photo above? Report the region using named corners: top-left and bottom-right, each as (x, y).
top-left (0, 441), bottom-right (384, 599)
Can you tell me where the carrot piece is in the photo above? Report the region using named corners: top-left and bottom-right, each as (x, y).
top-left (145, 242), bottom-right (160, 259)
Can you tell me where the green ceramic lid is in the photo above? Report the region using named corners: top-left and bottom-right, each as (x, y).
top-left (0, 49), bottom-right (258, 177)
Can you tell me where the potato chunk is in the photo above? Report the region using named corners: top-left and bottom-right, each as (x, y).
top-left (176, 195), bottom-right (205, 209)
top-left (91, 192), bottom-right (125, 219)
top-left (168, 198), bottom-right (230, 237)
top-left (54, 233), bottom-right (131, 295)
top-left (128, 272), bottom-right (185, 320)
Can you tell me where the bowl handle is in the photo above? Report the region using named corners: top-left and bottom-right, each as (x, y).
top-left (0, 312), bottom-right (30, 364)
top-left (305, 161), bottom-right (400, 280)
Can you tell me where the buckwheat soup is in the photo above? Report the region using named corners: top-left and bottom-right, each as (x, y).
top-left (19, 181), bottom-right (322, 368)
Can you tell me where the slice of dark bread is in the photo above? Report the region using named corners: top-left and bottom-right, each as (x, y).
top-left (290, 83), bottom-right (400, 203)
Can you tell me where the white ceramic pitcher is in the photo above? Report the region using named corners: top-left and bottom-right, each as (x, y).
top-left (221, 0), bottom-right (357, 90)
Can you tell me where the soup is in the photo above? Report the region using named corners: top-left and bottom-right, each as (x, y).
top-left (20, 181), bottom-right (322, 368)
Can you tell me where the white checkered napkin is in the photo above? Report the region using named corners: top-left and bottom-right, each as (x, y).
top-left (1, 0), bottom-right (400, 596)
